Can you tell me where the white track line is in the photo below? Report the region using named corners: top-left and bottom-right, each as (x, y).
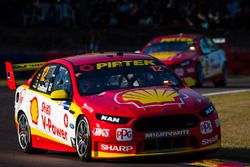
top-left (202, 89), bottom-right (250, 96)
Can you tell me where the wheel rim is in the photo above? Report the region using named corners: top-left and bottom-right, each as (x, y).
top-left (76, 119), bottom-right (90, 157)
top-left (18, 114), bottom-right (30, 150)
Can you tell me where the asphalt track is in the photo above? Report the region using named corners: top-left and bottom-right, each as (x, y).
top-left (0, 77), bottom-right (249, 167)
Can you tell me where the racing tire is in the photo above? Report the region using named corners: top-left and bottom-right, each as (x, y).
top-left (18, 113), bottom-right (47, 154)
top-left (76, 116), bottom-right (91, 161)
top-left (214, 63), bottom-right (228, 87)
top-left (195, 63), bottom-right (204, 87)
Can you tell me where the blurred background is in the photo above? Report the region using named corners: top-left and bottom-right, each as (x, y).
top-left (0, 0), bottom-right (250, 78)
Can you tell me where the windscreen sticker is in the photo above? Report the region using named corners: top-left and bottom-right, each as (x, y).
top-left (160, 38), bottom-right (193, 43)
top-left (78, 60), bottom-right (156, 71)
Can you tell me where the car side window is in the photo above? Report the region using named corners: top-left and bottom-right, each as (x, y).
top-left (31, 64), bottom-right (57, 94)
top-left (52, 66), bottom-right (72, 97)
top-left (200, 38), bottom-right (212, 54)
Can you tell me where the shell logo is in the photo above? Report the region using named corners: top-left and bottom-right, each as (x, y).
top-left (115, 88), bottom-right (184, 108)
top-left (30, 97), bottom-right (39, 125)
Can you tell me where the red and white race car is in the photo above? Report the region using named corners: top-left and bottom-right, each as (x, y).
top-left (6, 52), bottom-right (221, 160)
top-left (141, 34), bottom-right (227, 87)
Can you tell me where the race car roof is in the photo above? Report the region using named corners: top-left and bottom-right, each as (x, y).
top-left (62, 52), bottom-right (153, 66)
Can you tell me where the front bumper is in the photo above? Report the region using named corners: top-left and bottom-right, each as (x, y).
top-left (91, 140), bottom-right (221, 159)
top-left (90, 114), bottom-right (221, 159)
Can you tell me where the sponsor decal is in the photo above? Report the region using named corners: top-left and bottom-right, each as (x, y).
top-left (160, 38), bottom-right (193, 43)
top-left (17, 89), bottom-right (26, 108)
top-left (211, 63), bottom-right (221, 70)
top-left (82, 103), bottom-right (94, 113)
top-left (100, 115), bottom-right (120, 123)
top-left (80, 64), bottom-right (95, 71)
top-left (64, 114), bottom-right (68, 128)
top-left (116, 128), bottom-right (132, 141)
top-left (69, 123), bottom-right (74, 129)
top-left (96, 113), bottom-right (131, 124)
top-left (214, 119), bottom-right (220, 128)
top-left (174, 68), bottom-right (184, 76)
top-left (37, 84), bottom-right (48, 92)
top-left (100, 144), bottom-right (133, 152)
top-left (145, 129), bottom-right (190, 139)
top-left (61, 101), bottom-right (71, 110)
top-left (187, 67), bottom-right (195, 73)
top-left (41, 102), bottom-right (51, 116)
top-left (41, 115), bottom-right (68, 141)
top-left (79, 60), bottom-right (156, 71)
top-left (115, 88), bottom-right (188, 108)
top-left (30, 97), bottom-right (39, 125)
top-left (96, 60), bottom-right (155, 70)
top-left (202, 134), bottom-right (219, 146)
top-left (200, 120), bottom-right (213, 134)
top-left (93, 128), bottom-right (109, 137)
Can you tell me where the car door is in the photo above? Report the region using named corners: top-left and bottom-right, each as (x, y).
top-left (199, 37), bottom-right (225, 78)
top-left (28, 64), bottom-right (75, 150)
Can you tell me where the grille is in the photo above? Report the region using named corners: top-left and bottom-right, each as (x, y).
top-left (133, 114), bottom-right (199, 132)
top-left (143, 137), bottom-right (187, 151)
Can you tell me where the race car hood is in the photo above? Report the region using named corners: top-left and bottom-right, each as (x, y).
top-left (150, 51), bottom-right (196, 65)
top-left (80, 86), bottom-right (210, 118)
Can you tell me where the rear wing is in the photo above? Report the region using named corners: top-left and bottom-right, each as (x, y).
top-left (5, 61), bottom-right (45, 90)
top-left (212, 37), bottom-right (227, 49)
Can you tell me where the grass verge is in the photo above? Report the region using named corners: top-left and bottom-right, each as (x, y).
top-left (208, 92), bottom-right (250, 162)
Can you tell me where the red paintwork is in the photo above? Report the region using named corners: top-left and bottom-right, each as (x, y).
top-left (31, 135), bottom-right (76, 152)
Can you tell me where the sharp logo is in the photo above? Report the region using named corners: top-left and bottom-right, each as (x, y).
top-left (101, 115), bottom-right (120, 123)
top-left (202, 135), bottom-right (219, 146)
top-left (100, 144), bottom-right (133, 152)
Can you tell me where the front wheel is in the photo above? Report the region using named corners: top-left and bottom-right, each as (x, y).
top-left (76, 116), bottom-right (91, 161)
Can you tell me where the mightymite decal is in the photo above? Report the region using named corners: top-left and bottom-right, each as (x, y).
top-left (114, 88), bottom-right (187, 108)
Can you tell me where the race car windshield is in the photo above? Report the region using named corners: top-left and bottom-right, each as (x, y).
top-left (144, 42), bottom-right (192, 54)
top-left (75, 59), bottom-right (183, 96)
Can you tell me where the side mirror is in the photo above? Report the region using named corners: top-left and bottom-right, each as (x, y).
top-left (50, 89), bottom-right (69, 100)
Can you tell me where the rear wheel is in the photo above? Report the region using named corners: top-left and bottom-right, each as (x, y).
top-left (76, 116), bottom-right (91, 161)
top-left (214, 63), bottom-right (227, 87)
top-left (18, 112), bottom-right (47, 153)
top-left (195, 63), bottom-right (204, 87)
top-left (18, 113), bottom-right (34, 153)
